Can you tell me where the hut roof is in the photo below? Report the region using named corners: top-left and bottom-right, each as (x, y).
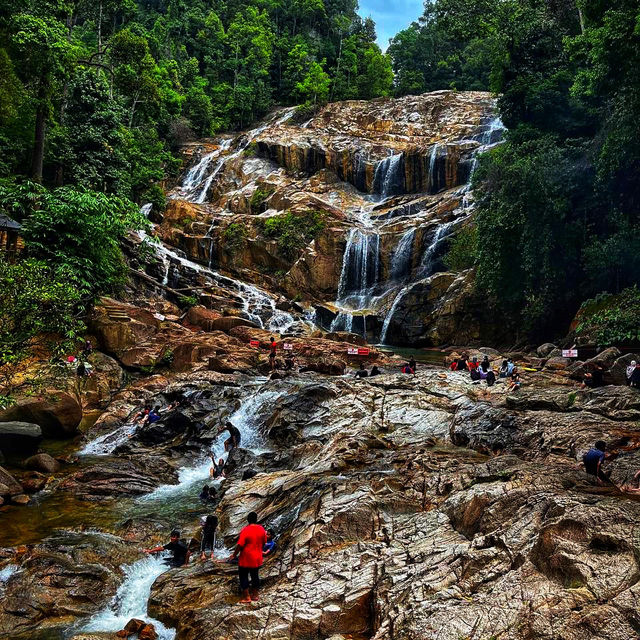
top-left (0, 213), bottom-right (21, 231)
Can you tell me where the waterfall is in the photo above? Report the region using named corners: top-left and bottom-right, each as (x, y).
top-left (373, 153), bottom-right (404, 198)
top-left (79, 423), bottom-right (138, 456)
top-left (428, 143), bottom-right (439, 192)
top-left (81, 555), bottom-right (176, 640)
top-left (380, 282), bottom-right (413, 344)
top-left (390, 229), bottom-right (415, 282)
top-left (335, 229), bottom-right (381, 305)
top-left (475, 116), bottom-right (506, 147)
top-left (417, 222), bottom-right (455, 278)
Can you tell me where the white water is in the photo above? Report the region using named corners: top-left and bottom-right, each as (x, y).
top-left (417, 221), bottom-right (455, 277)
top-left (140, 387), bottom-right (285, 502)
top-left (0, 564), bottom-right (18, 583)
top-left (79, 423), bottom-right (138, 456)
top-left (373, 153), bottom-right (404, 198)
top-left (81, 554), bottom-right (175, 640)
top-left (428, 143), bottom-right (439, 192)
top-left (390, 228), bottom-right (416, 282)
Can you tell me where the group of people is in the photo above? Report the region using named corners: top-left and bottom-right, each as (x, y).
top-left (450, 354), bottom-right (521, 391)
top-left (354, 363), bottom-right (383, 378)
top-left (131, 399), bottom-right (182, 426)
top-left (144, 512), bottom-right (277, 604)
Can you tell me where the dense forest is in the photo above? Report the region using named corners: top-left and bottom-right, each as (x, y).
top-left (0, 0), bottom-right (639, 380)
top-left (390, 0), bottom-right (640, 341)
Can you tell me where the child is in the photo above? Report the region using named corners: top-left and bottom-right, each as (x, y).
top-left (263, 529), bottom-right (277, 556)
top-left (508, 372), bottom-right (521, 392)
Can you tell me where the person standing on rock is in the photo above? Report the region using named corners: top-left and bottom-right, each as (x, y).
top-left (629, 362), bottom-right (640, 389)
top-left (144, 530), bottom-right (190, 567)
top-left (269, 337), bottom-right (277, 371)
top-left (626, 361), bottom-right (637, 385)
top-left (229, 511), bottom-right (267, 603)
top-left (217, 421), bottom-right (242, 451)
top-left (200, 515), bottom-right (218, 561)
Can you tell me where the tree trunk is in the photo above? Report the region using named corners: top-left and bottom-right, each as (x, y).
top-left (98, 0), bottom-right (103, 56)
top-left (577, 6), bottom-right (585, 34)
top-left (31, 77), bottom-right (48, 183)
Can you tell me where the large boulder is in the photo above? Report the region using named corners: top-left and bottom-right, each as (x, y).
top-left (605, 353), bottom-right (639, 386)
top-left (0, 422), bottom-right (42, 454)
top-left (536, 343), bottom-right (557, 358)
top-left (24, 453), bottom-right (60, 474)
top-left (0, 393), bottom-right (82, 438)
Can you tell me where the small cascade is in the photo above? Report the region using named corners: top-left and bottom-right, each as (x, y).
top-left (81, 555), bottom-right (175, 640)
top-left (390, 228), bottom-right (415, 282)
top-left (336, 229), bottom-right (381, 304)
top-left (428, 143), bottom-right (440, 193)
top-left (417, 221), bottom-right (454, 278)
top-left (79, 424), bottom-right (138, 456)
top-left (140, 203), bottom-right (153, 218)
top-left (474, 116), bottom-right (506, 147)
top-left (379, 282), bottom-right (415, 344)
top-left (373, 153), bottom-right (404, 198)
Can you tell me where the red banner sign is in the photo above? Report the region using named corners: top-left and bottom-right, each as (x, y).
top-left (250, 339), bottom-right (260, 348)
top-left (358, 347), bottom-right (370, 356)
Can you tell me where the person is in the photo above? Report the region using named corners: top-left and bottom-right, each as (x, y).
top-left (210, 455), bottom-right (226, 479)
top-left (507, 359), bottom-right (515, 376)
top-left (508, 372), bottom-right (521, 392)
top-left (230, 512), bottom-right (267, 604)
top-left (627, 361), bottom-right (637, 385)
top-left (200, 515), bottom-right (218, 561)
top-left (583, 441), bottom-right (607, 483)
top-left (409, 356), bottom-right (417, 372)
top-left (145, 405), bottom-right (162, 424)
top-left (499, 360), bottom-right (509, 378)
top-left (263, 529), bottom-right (277, 556)
top-left (481, 355), bottom-right (490, 373)
top-left (355, 363), bottom-right (368, 378)
top-left (217, 421), bottom-right (241, 451)
top-left (284, 353), bottom-right (296, 371)
top-left (469, 367), bottom-right (481, 382)
top-left (76, 361), bottom-right (87, 377)
top-left (468, 357), bottom-right (479, 371)
top-left (268, 337), bottom-right (277, 371)
top-left (82, 339), bottom-right (93, 358)
top-left (132, 403), bottom-right (152, 424)
top-left (631, 362), bottom-right (640, 389)
top-left (370, 365), bottom-right (382, 377)
top-left (456, 356), bottom-right (468, 371)
top-left (200, 485), bottom-right (210, 501)
top-left (486, 369), bottom-right (496, 387)
top-left (582, 363), bottom-right (605, 389)
top-left (401, 363), bottom-right (415, 375)
top-left (449, 359), bottom-right (459, 371)
top-left (144, 530), bottom-right (190, 567)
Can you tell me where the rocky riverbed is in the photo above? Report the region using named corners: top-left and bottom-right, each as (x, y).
top-left (3, 355), bottom-right (640, 640)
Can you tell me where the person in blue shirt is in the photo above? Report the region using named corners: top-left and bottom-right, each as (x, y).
top-left (583, 441), bottom-right (607, 483)
top-left (147, 405), bottom-right (162, 424)
top-left (263, 529), bottom-right (277, 556)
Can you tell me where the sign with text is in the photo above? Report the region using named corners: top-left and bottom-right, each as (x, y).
top-left (347, 347), bottom-right (359, 355)
top-left (562, 349), bottom-right (578, 358)
top-left (283, 343), bottom-right (294, 350)
top-left (358, 347), bottom-right (370, 356)
top-left (250, 339), bottom-right (260, 348)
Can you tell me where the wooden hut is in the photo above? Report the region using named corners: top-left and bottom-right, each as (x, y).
top-left (0, 213), bottom-right (21, 261)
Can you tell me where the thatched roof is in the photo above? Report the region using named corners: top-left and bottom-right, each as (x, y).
top-left (0, 213), bottom-right (21, 231)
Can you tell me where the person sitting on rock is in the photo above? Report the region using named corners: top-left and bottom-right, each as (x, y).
top-left (263, 529), bottom-right (277, 556)
top-left (508, 372), bottom-right (521, 392)
top-left (229, 511), bottom-right (267, 604)
top-left (284, 353), bottom-right (296, 371)
top-left (355, 363), bottom-right (369, 378)
top-left (468, 357), bottom-right (479, 371)
top-left (486, 369), bottom-right (496, 387)
top-left (401, 363), bottom-right (415, 375)
top-left (217, 421), bottom-right (242, 451)
top-left (144, 405), bottom-right (163, 425)
top-left (370, 365), bottom-right (382, 377)
top-left (200, 515), bottom-right (218, 561)
top-left (581, 363), bottom-right (605, 389)
top-left (144, 529), bottom-right (190, 567)
top-left (132, 403), bottom-right (152, 424)
top-left (583, 441), bottom-right (608, 484)
top-left (449, 358), bottom-right (459, 371)
top-left (210, 455), bottom-right (226, 479)
top-left (507, 358), bottom-right (515, 376)
top-left (456, 356), bottom-right (468, 371)
top-left (499, 360), bottom-right (509, 378)
top-left (409, 356), bottom-right (417, 372)
top-left (268, 337), bottom-right (277, 371)
top-left (481, 355), bottom-right (490, 372)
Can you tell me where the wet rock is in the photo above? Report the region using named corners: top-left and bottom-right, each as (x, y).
top-left (0, 466), bottom-right (23, 496)
top-left (117, 618), bottom-right (158, 639)
top-left (24, 453), bottom-right (60, 474)
top-left (11, 494), bottom-right (30, 505)
top-left (0, 393), bottom-right (82, 438)
top-left (0, 421), bottom-right (42, 454)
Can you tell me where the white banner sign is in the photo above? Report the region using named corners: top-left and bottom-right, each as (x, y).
top-left (283, 343), bottom-right (294, 350)
top-left (562, 349), bottom-right (578, 358)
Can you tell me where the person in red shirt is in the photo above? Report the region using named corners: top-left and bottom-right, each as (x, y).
top-left (230, 511), bottom-right (267, 603)
top-left (268, 337), bottom-right (277, 371)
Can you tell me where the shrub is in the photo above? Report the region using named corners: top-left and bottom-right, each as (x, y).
top-left (443, 224), bottom-right (477, 272)
top-left (249, 185), bottom-right (274, 213)
top-left (576, 286), bottom-right (640, 346)
top-left (223, 222), bottom-right (248, 255)
top-left (257, 210), bottom-right (326, 261)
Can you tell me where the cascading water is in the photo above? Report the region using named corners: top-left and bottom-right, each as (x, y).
top-left (80, 554), bottom-right (176, 640)
top-left (79, 423), bottom-right (138, 456)
top-left (373, 153), bottom-right (404, 198)
top-left (428, 143), bottom-right (439, 193)
top-left (417, 221), bottom-right (454, 278)
top-left (389, 228), bottom-right (415, 282)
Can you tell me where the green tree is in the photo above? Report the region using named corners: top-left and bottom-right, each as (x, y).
top-left (296, 59), bottom-right (331, 109)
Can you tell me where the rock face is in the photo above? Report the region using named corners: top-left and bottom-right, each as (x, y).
top-left (0, 394), bottom-right (82, 438)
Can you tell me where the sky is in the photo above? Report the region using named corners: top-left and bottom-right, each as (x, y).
top-left (358, 0), bottom-right (425, 51)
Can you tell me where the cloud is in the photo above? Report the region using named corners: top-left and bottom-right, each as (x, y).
top-left (358, 0), bottom-right (424, 50)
